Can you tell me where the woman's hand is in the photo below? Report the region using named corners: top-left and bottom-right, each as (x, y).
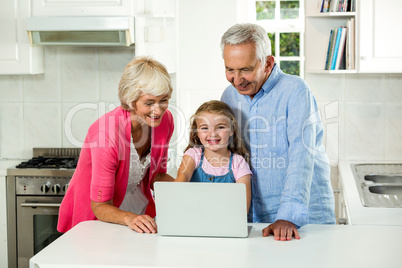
top-left (125, 214), bottom-right (157, 234)
top-left (91, 200), bottom-right (157, 234)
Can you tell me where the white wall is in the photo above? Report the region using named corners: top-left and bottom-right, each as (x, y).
top-left (174, 0), bottom-right (244, 165)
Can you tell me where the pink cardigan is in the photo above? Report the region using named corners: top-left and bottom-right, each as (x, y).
top-left (57, 106), bottom-right (174, 233)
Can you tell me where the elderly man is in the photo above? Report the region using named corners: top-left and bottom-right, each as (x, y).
top-left (220, 23), bottom-right (335, 241)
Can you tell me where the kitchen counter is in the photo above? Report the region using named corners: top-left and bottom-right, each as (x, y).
top-left (30, 220), bottom-right (402, 268)
top-left (0, 159), bottom-right (22, 176)
top-left (339, 161), bottom-right (402, 225)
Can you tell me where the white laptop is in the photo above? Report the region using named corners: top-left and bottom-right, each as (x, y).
top-left (154, 182), bottom-right (249, 238)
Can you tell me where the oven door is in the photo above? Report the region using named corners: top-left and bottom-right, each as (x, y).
top-left (16, 196), bottom-right (63, 268)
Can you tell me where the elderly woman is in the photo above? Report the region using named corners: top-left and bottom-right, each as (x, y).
top-left (58, 57), bottom-right (174, 234)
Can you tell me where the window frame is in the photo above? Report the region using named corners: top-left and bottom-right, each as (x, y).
top-left (249, 0), bottom-right (305, 77)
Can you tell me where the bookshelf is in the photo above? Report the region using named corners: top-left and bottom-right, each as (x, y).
top-left (305, 0), bottom-right (356, 74)
top-left (306, 0), bottom-right (402, 74)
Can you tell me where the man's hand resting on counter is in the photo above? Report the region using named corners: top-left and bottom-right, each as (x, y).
top-left (262, 220), bottom-right (300, 241)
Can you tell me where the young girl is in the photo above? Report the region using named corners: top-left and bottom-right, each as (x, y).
top-left (176, 100), bottom-right (252, 211)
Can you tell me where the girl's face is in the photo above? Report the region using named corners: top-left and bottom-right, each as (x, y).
top-left (195, 112), bottom-right (233, 153)
top-left (132, 94), bottom-right (169, 128)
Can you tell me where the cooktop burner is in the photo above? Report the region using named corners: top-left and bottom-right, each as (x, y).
top-left (16, 156), bottom-right (78, 169)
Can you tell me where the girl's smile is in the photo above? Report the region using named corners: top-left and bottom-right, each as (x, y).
top-left (196, 112), bottom-right (233, 153)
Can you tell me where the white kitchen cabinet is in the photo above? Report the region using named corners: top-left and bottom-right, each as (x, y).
top-left (0, 0), bottom-right (43, 74)
top-left (31, 0), bottom-right (136, 16)
top-left (358, 0), bottom-right (402, 73)
top-left (305, 0), bottom-right (402, 74)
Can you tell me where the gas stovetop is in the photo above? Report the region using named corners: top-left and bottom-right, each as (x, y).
top-left (16, 156), bottom-right (78, 169)
top-left (7, 148), bottom-right (80, 177)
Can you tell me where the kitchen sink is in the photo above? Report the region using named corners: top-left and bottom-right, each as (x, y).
top-left (364, 175), bottom-right (402, 184)
top-left (351, 164), bottom-right (402, 208)
top-left (368, 185), bottom-right (402, 195)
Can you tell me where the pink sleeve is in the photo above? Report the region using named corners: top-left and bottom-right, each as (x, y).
top-left (89, 132), bottom-right (119, 202)
top-left (232, 154), bottom-right (252, 181)
top-left (183, 147), bottom-right (202, 167)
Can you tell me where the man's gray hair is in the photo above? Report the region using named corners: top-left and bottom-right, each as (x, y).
top-left (220, 23), bottom-right (272, 63)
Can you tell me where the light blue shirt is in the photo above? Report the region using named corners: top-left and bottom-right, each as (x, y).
top-left (221, 64), bottom-right (335, 228)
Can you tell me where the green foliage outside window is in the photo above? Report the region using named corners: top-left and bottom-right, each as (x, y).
top-left (280, 33), bottom-right (299, 57)
top-left (256, 1), bottom-right (275, 20)
top-left (280, 1), bottom-right (299, 19)
top-left (268, 33), bottom-right (275, 55)
top-left (281, 61), bottom-right (300, 76)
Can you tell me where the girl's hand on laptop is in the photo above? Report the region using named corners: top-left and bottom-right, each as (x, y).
top-left (126, 214), bottom-right (158, 234)
top-left (262, 220), bottom-right (300, 241)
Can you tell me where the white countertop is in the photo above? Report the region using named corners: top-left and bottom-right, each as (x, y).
top-left (30, 220), bottom-right (402, 268)
top-left (339, 161), bottom-right (402, 226)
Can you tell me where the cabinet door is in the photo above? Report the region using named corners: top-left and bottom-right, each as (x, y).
top-left (0, 0), bottom-right (43, 74)
top-left (358, 0), bottom-right (402, 73)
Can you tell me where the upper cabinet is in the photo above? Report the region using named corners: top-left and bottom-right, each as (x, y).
top-left (0, 0), bottom-right (44, 75)
top-left (358, 0), bottom-right (402, 73)
top-left (305, 0), bottom-right (402, 73)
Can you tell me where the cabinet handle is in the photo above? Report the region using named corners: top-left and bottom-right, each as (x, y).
top-left (361, 56), bottom-right (367, 60)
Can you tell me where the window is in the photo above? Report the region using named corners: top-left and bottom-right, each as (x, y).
top-left (250, 0), bottom-right (304, 77)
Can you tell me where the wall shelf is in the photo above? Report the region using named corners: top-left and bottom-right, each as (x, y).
top-left (307, 12), bottom-right (356, 17)
top-left (306, 69), bottom-right (357, 74)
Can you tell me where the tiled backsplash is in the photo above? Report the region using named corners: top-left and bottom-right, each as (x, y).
top-left (1, 47), bottom-right (402, 169)
top-left (0, 47), bottom-right (132, 158)
top-left (307, 73), bottom-right (402, 163)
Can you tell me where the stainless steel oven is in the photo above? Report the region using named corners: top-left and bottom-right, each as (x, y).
top-left (6, 148), bottom-right (79, 268)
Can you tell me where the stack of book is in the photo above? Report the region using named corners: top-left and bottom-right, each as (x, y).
top-left (320, 0), bottom-right (355, 12)
top-left (324, 18), bottom-right (355, 70)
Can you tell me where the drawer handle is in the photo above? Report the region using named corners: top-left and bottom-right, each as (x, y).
top-left (21, 203), bottom-right (61, 208)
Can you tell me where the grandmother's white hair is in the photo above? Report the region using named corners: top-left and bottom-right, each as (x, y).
top-left (118, 56), bottom-right (173, 111)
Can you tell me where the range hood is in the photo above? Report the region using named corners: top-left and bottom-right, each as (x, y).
top-left (27, 16), bottom-right (135, 47)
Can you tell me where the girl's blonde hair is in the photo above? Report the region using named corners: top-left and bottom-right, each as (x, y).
top-left (118, 56), bottom-right (173, 111)
top-left (185, 100), bottom-right (249, 160)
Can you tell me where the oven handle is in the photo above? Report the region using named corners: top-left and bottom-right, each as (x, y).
top-left (21, 203), bottom-right (61, 208)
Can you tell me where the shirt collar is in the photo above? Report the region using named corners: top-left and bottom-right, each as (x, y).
top-left (261, 63), bottom-right (282, 95)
